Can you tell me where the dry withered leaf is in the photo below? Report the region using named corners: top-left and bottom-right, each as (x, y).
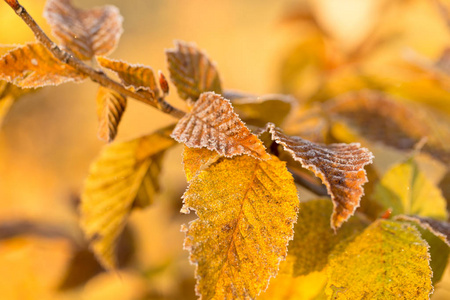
top-left (0, 43), bottom-right (85, 88)
top-left (97, 56), bottom-right (159, 99)
top-left (44, 0), bottom-right (123, 60)
top-left (181, 154), bottom-right (299, 299)
top-left (171, 92), bottom-right (270, 160)
top-left (267, 123), bottom-right (373, 230)
top-left (166, 40), bottom-right (222, 101)
top-left (96, 86), bottom-right (127, 143)
top-left (81, 125), bottom-right (176, 269)
top-left (396, 215), bottom-right (450, 247)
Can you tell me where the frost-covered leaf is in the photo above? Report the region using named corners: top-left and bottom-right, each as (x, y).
top-left (326, 220), bottom-right (433, 299)
top-left (374, 159), bottom-right (448, 221)
top-left (171, 92), bottom-right (270, 160)
top-left (396, 215), bottom-right (450, 247)
top-left (166, 40), bottom-right (222, 101)
top-left (81, 125), bottom-right (176, 269)
top-left (44, 0), bottom-right (123, 60)
top-left (182, 146), bottom-right (220, 182)
top-left (0, 43), bottom-right (85, 88)
top-left (97, 56), bottom-right (159, 99)
top-left (182, 154), bottom-right (299, 299)
top-left (267, 123), bottom-right (373, 230)
top-left (288, 199), bottom-right (366, 276)
top-left (96, 86), bottom-right (127, 143)
top-left (228, 92), bottom-right (295, 127)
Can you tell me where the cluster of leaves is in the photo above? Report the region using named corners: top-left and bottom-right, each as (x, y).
top-left (1, 0), bottom-right (450, 299)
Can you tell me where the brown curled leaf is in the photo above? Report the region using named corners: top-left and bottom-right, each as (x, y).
top-left (0, 43), bottom-right (85, 88)
top-left (267, 123), bottom-right (373, 230)
top-left (96, 86), bottom-right (127, 143)
top-left (166, 40), bottom-right (222, 101)
top-left (96, 56), bottom-right (159, 99)
top-left (171, 92), bottom-right (270, 160)
top-left (44, 0), bottom-right (123, 60)
top-left (396, 215), bottom-right (450, 247)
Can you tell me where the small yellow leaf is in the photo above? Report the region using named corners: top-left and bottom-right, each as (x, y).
top-left (182, 154), bottom-right (299, 299)
top-left (172, 92), bottom-right (270, 160)
top-left (182, 146), bottom-right (220, 182)
top-left (44, 0), bottom-right (123, 60)
top-left (0, 43), bottom-right (85, 88)
top-left (267, 123), bottom-right (373, 230)
top-left (326, 220), bottom-right (433, 299)
top-left (96, 86), bottom-right (127, 143)
top-left (166, 40), bottom-right (222, 101)
top-left (81, 125), bottom-right (176, 269)
top-left (374, 159), bottom-right (448, 220)
top-left (97, 56), bottom-right (159, 99)
top-left (288, 199), bottom-right (366, 276)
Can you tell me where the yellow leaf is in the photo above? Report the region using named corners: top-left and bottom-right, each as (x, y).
top-left (0, 43), bottom-right (85, 88)
top-left (44, 0), bottom-right (123, 60)
top-left (267, 123), bottom-right (373, 230)
top-left (96, 86), bottom-right (127, 143)
top-left (396, 215), bottom-right (450, 247)
top-left (181, 154), bottom-right (299, 299)
top-left (172, 92), bottom-right (270, 160)
top-left (182, 146), bottom-right (220, 182)
top-left (97, 56), bottom-right (160, 99)
top-left (166, 40), bottom-right (222, 101)
top-left (288, 199), bottom-right (366, 276)
top-left (326, 220), bottom-right (433, 299)
top-left (374, 159), bottom-right (448, 220)
top-left (81, 125), bottom-right (176, 269)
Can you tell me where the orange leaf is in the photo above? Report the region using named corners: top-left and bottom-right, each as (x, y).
top-left (182, 154), bottom-right (299, 299)
top-left (171, 92), bottom-right (270, 160)
top-left (0, 43), bottom-right (85, 88)
top-left (166, 40), bottom-right (222, 101)
top-left (182, 146), bottom-right (220, 182)
top-left (267, 123), bottom-right (373, 230)
top-left (97, 56), bottom-right (159, 99)
top-left (96, 86), bottom-right (127, 143)
top-left (44, 0), bottom-right (123, 60)
top-left (396, 215), bottom-right (450, 247)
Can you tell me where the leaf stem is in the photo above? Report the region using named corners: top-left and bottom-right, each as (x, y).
top-left (4, 0), bottom-right (186, 119)
top-left (288, 167), bottom-right (328, 196)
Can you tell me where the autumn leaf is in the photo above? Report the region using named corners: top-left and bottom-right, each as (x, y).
top-left (374, 159), bottom-right (448, 221)
top-left (288, 199), bottom-right (366, 276)
top-left (44, 0), bottom-right (123, 60)
top-left (267, 123), bottom-right (373, 230)
top-left (166, 40), bottom-right (222, 101)
top-left (97, 56), bottom-right (160, 99)
top-left (181, 154), bottom-right (299, 299)
top-left (0, 43), bottom-right (85, 88)
top-left (80, 125), bottom-right (176, 269)
top-left (171, 92), bottom-right (270, 160)
top-left (182, 146), bottom-right (220, 182)
top-left (96, 86), bottom-right (127, 142)
top-left (395, 215), bottom-right (450, 247)
top-left (326, 220), bottom-right (433, 299)
top-left (224, 91), bottom-right (295, 127)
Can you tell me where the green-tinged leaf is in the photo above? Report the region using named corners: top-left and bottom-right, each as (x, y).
top-left (96, 56), bottom-right (160, 99)
top-left (229, 93), bottom-right (295, 127)
top-left (0, 43), bottom-right (85, 88)
top-left (326, 220), bottom-right (433, 299)
top-left (166, 40), bottom-right (222, 101)
top-left (374, 159), bottom-right (448, 220)
top-left (396, 215), bottom-right (450, 247)
top-left (81, 125), bottom-right (176, 269)
top-left (181, 154), bottom-right (299, 299)
top-left (171, 92), bottom-right (270, 160)
top-left (44, 0), bottom-right (123, 60)
top-left (288, 199), bottom-right (366, 276)
top-left (267, 123), bottom-right (373, 230)
top-left (182, 146), bottom-right (220, 183)
top-left (96, 86), bottom-right (127, 143)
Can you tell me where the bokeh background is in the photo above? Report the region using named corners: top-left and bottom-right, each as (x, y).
top-left (1, 0), bottom-right (449, 299)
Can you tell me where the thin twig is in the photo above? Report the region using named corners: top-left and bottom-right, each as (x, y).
top-left (4, 0), bottom-right (186, 119)
top-left (288, 167), bottom-right (328, 196)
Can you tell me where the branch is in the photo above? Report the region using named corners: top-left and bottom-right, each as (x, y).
top-left (288, 167), bottom-right (328, 196)
top-left (4, 0), bottom-right (186, 119)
